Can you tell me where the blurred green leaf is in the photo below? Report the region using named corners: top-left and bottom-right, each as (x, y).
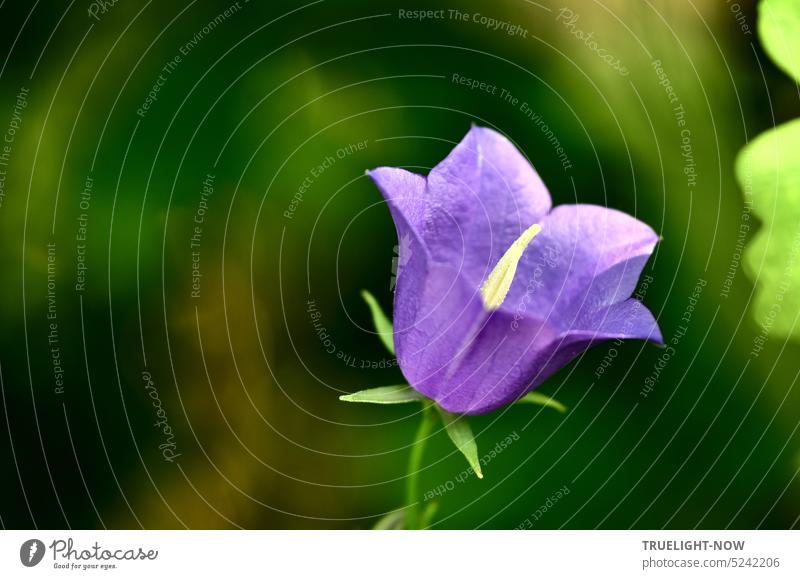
top-left (736, 119), bottom-right (800, 338)
top-left (735, 1), bottom-right (800, 339)
top-left (517, 392), bottom-right (568, 413)
top-left (436, 407), bottom-right (483, 479)
top-left (759, 0), bottom-right (800, 83)
top-left (339, 385), bottom-right (423, 404)
top-left (361, 290), bottom-right (395, 354)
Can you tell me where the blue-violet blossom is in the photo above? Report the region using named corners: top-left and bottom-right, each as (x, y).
top-left (368, 126), bottom-right (662, 414)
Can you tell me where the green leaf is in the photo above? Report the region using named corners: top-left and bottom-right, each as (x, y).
top-left (733, 2), bottom-right (800, 341)
top-left (372, 509), bottom-right (405, 530)
top-left (517, 392), bottom-right (568, 413)
top-left (361, 290), bottom-right (395, 354)
top-left (759, 0), bottom-right (800, 83)
top-left (339, 385), bottom-right (423, 404)
top-left (736, 119), bottom-right (800, 339)
top-left (436, 407), bottom-right (483, 479)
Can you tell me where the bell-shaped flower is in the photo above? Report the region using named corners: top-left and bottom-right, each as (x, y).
top-left (367, 126), bottom-right (662, 415)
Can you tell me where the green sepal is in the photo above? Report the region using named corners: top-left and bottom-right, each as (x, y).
top-left (435, 406), bottom-right (483, 479)
top-left (516, 391), bottom-right (568, 413)
top-left (339, 384), bottom-right (423, 404)
top-left (361, 290), bottom-right (395, 354)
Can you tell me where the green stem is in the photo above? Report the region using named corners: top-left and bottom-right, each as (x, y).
top-left (405, 401), bottom-right (436, 530)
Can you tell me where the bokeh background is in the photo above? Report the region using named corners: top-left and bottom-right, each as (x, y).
top-left (0, 0), bottom-right (798, 529)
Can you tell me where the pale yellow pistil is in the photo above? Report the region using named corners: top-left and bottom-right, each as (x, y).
top-left (480, 223), bottom-right (542, 310)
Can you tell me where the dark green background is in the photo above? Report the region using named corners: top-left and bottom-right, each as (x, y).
top-left (0, 0), bottom-right (798, 529)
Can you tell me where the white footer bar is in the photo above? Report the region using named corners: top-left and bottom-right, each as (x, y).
top-left (1, 530), bottom-right (797, 578)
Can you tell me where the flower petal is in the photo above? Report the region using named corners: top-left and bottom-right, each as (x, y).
top-left (367, 167), bottom-right (428, 235)
top-left (567, 298), bottom-right (663, 345)
top-left (371, 128), bottom-right (552, 289)
top-left (366, 130), bottom-right (662, 416)
top-left (502, 204), bottom-right (659, 333)
top-left (421, 204), bottom-right (661, 414)
top-left (524, 299), bottom-right (662, 397)
top-left (434, 299), bottom-right (659, 415)
top-left (423, 309), bottom-right (558, 415)
top-left (424, 127), bottom-right (551, 285)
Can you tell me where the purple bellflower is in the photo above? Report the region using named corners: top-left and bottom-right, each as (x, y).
top-left (367, 126), bottom-right (662, 415)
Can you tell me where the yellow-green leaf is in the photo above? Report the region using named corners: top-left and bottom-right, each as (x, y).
top-left (736, 119), bottom-right (800, 339)
top-left (734, 1), bottom-right (800, 341)
top-left (759, 0), bottom-right (800, 83)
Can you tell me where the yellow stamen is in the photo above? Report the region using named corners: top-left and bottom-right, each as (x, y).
top-left (480, 223), bottom-right (542, 310)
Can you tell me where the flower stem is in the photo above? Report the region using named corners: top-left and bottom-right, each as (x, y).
top-left (405, 401), bottom-right (436, 530)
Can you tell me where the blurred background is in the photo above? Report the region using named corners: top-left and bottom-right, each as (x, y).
top-left (0, 0), bottom-right (798, 529)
